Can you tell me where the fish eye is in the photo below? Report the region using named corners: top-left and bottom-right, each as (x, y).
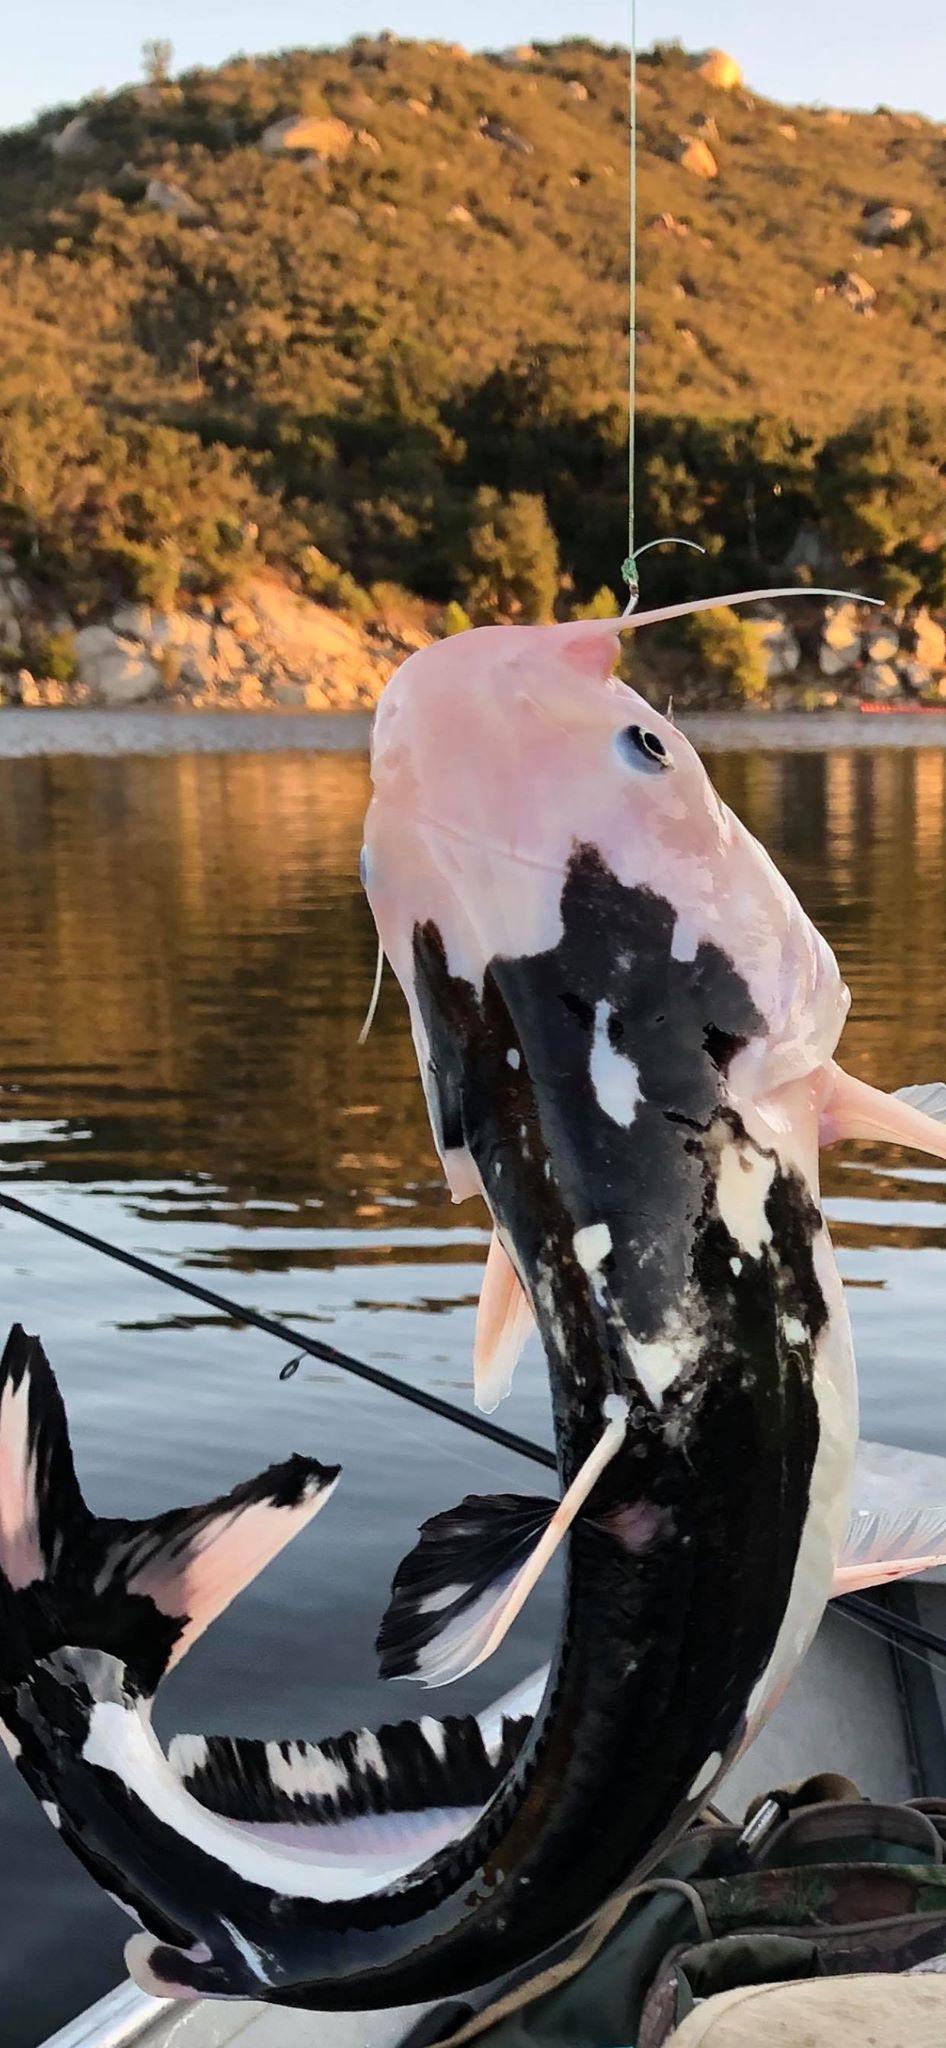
top-left (616, 724), bottom-right (674, 773)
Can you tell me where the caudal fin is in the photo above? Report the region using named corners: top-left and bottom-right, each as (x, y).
top-left (0, 1324), bottom-right (339, 1700)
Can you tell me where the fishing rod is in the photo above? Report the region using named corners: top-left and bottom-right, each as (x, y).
top-left (2, 1185), bottom-right (945, 1663)
top-left (0, 1187), bottom-right (555, 1474)
top-left (838, 1591), bottom-right (946, 1661)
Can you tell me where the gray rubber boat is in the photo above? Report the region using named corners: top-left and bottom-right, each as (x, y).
top-left (41, 1437), bottom-right (946, 2048)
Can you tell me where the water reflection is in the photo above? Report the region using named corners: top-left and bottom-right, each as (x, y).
top-left (0, 740), bottom-right (945, 2042)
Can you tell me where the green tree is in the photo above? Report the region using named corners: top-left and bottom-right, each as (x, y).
top-left (818, 405), bottom-right (946, 603)
top-left (141, 38), bottom-right (173, 86)
top-left (460, 489), bottom-right (559, 623)
top-left (679, 607), bottom-right (768, 704)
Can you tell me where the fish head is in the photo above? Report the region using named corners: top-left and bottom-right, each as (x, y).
top-left (365, 616), bottom-right (846, 1155)
top-left (364, 617), bottom-right (847, 1459)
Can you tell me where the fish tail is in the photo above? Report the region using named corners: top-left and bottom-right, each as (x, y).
top-left (0, 1323), bottom-right (340, 1709)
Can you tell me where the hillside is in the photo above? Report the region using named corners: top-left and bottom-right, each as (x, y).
top-left (1, 34), bottom-right (945, 641)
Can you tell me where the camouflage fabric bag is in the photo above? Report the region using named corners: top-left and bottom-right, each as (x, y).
top-left (400, 1777), bottom-right (946, 2048)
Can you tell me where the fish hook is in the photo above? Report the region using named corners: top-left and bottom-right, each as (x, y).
top-left (621, 538), bottom-right (707, 618)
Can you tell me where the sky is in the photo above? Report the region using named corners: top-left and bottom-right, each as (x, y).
top-left (2, 0), bottom-right (946, 133)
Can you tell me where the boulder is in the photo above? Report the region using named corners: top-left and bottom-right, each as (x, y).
top-left (691, 50), bottom-right (743, 90)
top-left (911, 608), bottom-right (946, 672)
top-left (566, 79), bottom-right (589, 101)
top-left (49, 115), bottom-right (97, 160)
top-left (74, 626), bottom-right (160, 705)
top-left (673, 136), bottom-right (718, 180)
top-left (777, 123), bottom-right (797, 141)
top-left (783, 524), bottom-right (831, 575)
top-left (406, 98), bottom-right (429, 116)
top-left (899, 656), bottom-right (932, 694)
top-left (0, 573), bottom-right (30, 615)
top-left (499, 45), bottom-right (537, 66)
top-left (480, 120), bottom-right (534, 154)
top-left (819, 601), bottom-right (862, 674)
top-left (649, 211), bottom-right (689, 237)
top-left (356, 129), bottom-right (382, 153)
top-left (865, 625), bottom-right (901, 663)
top-left (860, 661), bottom-right (901, 700)
top-left (447, 203), bottom-right (474, 224)
top-left (260, 115), bottom-right (353, 159)
top-left (745, 611), bottom-right (801, 679)
top-left (145, 179), bottom-right (199, 218)
top-left (210, 625), bottom-right (245, 677)
top-left (830, 270), bottom-right (877, 315)
top-left (110, 603), bottom-right (152, 639)
top-left (862, 203), bottom-right (912, 243)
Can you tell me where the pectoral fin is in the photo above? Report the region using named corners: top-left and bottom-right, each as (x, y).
top-left (378, 1403), bottom-right (628, 1686)
top-left (832, 1505), bottom-right (946, 1595)
top-left (474, 1233), bottom-right (535, 1413)
top-left (820, 1065), bottom-right (946, 1159)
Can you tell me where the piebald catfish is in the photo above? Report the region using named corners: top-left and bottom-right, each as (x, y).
top-left (3, 614), bottom-right (946, 2014)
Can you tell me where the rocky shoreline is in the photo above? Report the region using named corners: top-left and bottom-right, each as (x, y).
top-left (2, 557), bottom-right (945, 714)
top-left (0, 560), bottom-right (427, 713)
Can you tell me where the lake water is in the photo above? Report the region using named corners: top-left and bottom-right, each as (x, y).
top-left (2, 724), bottom-right (946, 2041)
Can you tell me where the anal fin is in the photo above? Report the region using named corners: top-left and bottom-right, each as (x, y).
top-left (832, 1505), bottom-right (946, 1595)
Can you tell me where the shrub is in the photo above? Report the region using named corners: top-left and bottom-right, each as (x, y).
top-left (460, 489), bottom-right (559, 624)
top-left (298, 545), bottom-right (374, 619)
top-left (441, 599), bottom-right (472, 635)
top-left (572, 584), bottom-right (619, 620)
top-left (24, 626), bottom-right (78, 684)
top-left (679, 607), bottom-right (768, 703)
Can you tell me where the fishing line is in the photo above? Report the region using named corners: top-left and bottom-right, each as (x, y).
top-left (833, 1597), bottom-right (946, 1677)
top-left (839, 1592), bottom-right (946, 1663)
top-left (622, 0), bottom-right (638, 605)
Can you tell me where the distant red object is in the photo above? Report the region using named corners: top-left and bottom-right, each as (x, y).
top-left (858, 701), bottom-right (944, 715)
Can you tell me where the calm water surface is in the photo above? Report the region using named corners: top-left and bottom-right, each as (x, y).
top-left (2, 737), bottom-right (946, 2041)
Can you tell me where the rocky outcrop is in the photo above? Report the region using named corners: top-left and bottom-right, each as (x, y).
top-left (4, 555), bottom-right (946, 716)
top-left (825, 271), bottom-right (877, 315)
top-left (48, 115), bottom-right (97, 160)
top-left (860, 661), bottom-right (900, 700)
top-left (691, 50), bottom-right (743, 90)
top-left (862, 203), bottom-right (912, 243)
top-left (74, 626), bottom-right (161, 705)
top-left (649, 211), bottom-right (690, 237)
top-left (820, 601), bottom-right (864, 675)
top-left (673, 136), bottom-right (718, 179)
top-left (145, 179), bottom-right (199, 218)
top-left (911, 609), bottom-right (946, 671)
top-left (745, 609), bottom-right (801, 679)
top-left (480, 119), bottom-right (534, 154)
top-left (260, 115), bottom-right (353, 159)
top-left (0, 563), bottom-right (429, 712)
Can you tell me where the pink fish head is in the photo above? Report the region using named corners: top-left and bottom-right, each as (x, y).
top-left (364, 617), bottom-right (848, 1194)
